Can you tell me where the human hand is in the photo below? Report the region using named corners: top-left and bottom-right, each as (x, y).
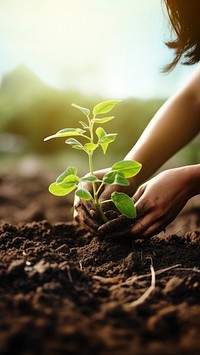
top-left (74, 168), bottom-right (115, 233)
top-left (74, 167), bottom-right (137, 233)
top-left (98, 167), bottom-right (193, 239)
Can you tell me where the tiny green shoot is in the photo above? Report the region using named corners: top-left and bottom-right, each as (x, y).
top-left (44, 100), bottom-right (142, 223)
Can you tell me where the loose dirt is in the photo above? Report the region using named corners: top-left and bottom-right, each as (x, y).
top-left (0, 172), bottom-right (200, 355)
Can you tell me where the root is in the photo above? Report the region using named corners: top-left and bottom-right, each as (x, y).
top-left (66, 265), bottom-right (73, 283)
top-left (122, 265), bottom-right (200, 310)
top-left (123, 264), bottom-right (156, 310)
top-left (92, 263), bottom-right (200, 310)
top-left (110, 263), bottom-right (182, 291)
top-left (93, 275), bottom-right (121, 284)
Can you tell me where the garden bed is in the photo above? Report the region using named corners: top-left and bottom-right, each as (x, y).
top-left (0, 172), bottom-right (200, 355)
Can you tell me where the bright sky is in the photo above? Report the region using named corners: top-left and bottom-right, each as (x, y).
top-left (0, 0), bottom-right (196, 98)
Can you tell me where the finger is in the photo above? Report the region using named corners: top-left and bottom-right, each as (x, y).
top-left (130, 208), bottom-right (173, 238)
top-left (75, 198), bottom-right (99, 220)
top-left (141, 211), bottom-right (176, 238)
top-left (98, 214), bottom-right (135, 235)
top-left (131, 193), bottom-right (151, 222)
top-left (102, 226), bottom-right (134, 240)
top-left (106, 218), bottom-right (165, 240)
top-left (133, 184), bottom-right (146, 203)
top-left (140, 221), bottom-right (167, 239)
top-left (73, 194), bottom-right (79, 219)
top-left (131, 214), bottom-right (153, 237)
top-left (75, 201), bottom-right (101, 233)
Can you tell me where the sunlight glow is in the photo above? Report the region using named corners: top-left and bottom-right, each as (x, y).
top-left (0, 0), bottom-right (195, 98)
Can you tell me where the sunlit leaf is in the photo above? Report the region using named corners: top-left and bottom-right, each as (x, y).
top-left (113, 173), bottom-right (129, 186)
top-left (96, 129), bottom-right (117, 154)
top-left (49, 182), bottom-right (76, 196)
top-left (72, 103), bottom-right (90, 117)
top-left (92, 116), bottom-right (114, 124)
top-left (65, 138), bottom-right (83, 147)
top-left (99, 134), bottom-right (117, 154)
top-left (96, 127), bottom-right (106, 139)
top-left (80, 175), bottom-right (100, 183)
top-left (44, 128), bottom-right (85, 141)
top-left (79, 121), bottom-right (89, 129)
top-left (103, 171), bottom-right (129, 186)
top-left (71, 145), bottom-right (85, 150)
top-left (93, 100), bottom-right (122, 115)
top-left (65, 138), bottom-right (84, 150)
top-left (111, 191), bottom-right (136, 218)
top-left (56, 166), bottom-right (77, 184)
top-left (99, 133), bottom-right (117, 144)
top-left (111, 160), bottom-right (142, 178)
top-left (102, 171), bottom-right (116, 184)
top-left (75, 188), bottom-right (92, 200)
top-left (84, 143), bottom-right (98, 152)
top-left (61, 174), bottom-right (80, 185)
top-left (100, 142), bottom-right (109, 154)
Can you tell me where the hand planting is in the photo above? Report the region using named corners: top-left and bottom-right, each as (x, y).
top-left (44, 100), bottom-right (142, 222)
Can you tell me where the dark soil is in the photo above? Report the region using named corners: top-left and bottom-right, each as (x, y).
top-left (0, 171), bottom-right (200, 355)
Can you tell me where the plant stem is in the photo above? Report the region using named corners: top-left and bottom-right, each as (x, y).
top-left (88, 120), bottom-right (108, 223)
top-left (88, 152), bottom-right (96, 196)
top-left (88, 153), bottom-right (107, 221)
top-left (88, 120), bottom-right (98, 204)
top-left (96, 200), bottom-right (108, 222)
top-left (100, 199), bottom-right (112, 204)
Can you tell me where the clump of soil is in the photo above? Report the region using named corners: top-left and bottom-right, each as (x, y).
top-left (0, 172), bottom-right (200, 355)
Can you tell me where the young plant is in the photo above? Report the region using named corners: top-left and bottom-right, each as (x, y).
top-left (44, 100), bottom-right (142, 223)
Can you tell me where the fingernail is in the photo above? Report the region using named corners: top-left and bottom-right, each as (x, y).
top-left (89, 209), bottom-right (95, 217)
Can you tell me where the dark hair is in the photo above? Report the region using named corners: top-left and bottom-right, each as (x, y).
top-left (163, 0), bottom-right (200, 72)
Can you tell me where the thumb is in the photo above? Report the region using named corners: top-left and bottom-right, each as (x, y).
top-left (99, 185), bottom-right (116, 203)
top-left (133, 184), bottom-right (146, 203)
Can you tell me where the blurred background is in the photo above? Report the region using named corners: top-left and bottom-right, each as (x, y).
top-left (0, 0), bottom-right (199, 178)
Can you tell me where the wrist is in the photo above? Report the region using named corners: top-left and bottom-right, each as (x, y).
top-left (181, 164), bottom-right (200, 197)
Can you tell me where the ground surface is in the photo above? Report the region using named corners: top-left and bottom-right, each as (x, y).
top-left (0, 171), bottom-right (200, 355)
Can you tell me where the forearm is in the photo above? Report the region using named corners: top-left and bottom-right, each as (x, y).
top-left (184, 164), bottom-right (200, 197)
top-left (125, 70), bottom-right (200, 187)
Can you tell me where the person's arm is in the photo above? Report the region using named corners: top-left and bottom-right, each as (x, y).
top-left (124, 67), bottom-right (200, 192)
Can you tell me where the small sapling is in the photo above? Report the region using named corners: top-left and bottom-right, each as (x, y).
top-left (44, 100), bottom-right (142, 223)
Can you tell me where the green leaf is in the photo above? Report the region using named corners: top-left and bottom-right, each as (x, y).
top-left (65, 138), bottom-right (83, 147)
top-left (111, 192), bottom-right (137, 218)
top-left (99, 133), bottom-right (117, 153)
top-left (61, 174), bottom-right (80, 186)
top-left (102, 171), bottom-right (116, 184)
top-left (79, 121), bottom-right (89, 129)
top-left (49, 182), bottom-right (76, 196)
top-left (71, 103), bottom-right (90, 117)
top-left (113, 173), bottom-right (129, 186)
top-left (96, 127), bottom-right (106, 140)
top-left (80, 175), bottom-right (100, 183)
top-left (96, 129), bottom-right (117, 154)
top-left (92, 116), bottom-right (114, 124)
top-left (93, 100), bottom-right (122, 115)
top-left (65, 138), bottom-right (84, 150)
top-left (111, 160), bottom-right (142, 178)
top-left (102, 171), bottom-right (129, 186)
top-left (99, 133), bottom-right (117, 144)
top-left (96, 128), bottom-right (114, 154)
top-left (100, 143), bottom-right (109, 154)
top-left (83, 143), bottom-right (98, 152)
top-left (44, 128), bottom-right (85, 141)
top-left (56, 166), bottom-right (77, 184)
top-left (75, 188), bottom-right (93, 200)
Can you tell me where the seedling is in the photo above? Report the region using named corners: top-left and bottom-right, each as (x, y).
top-left (44, 100), bottom-right (142, 223)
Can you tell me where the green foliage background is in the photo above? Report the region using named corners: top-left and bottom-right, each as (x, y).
top-left (0, 66), bottom-right (199, 175)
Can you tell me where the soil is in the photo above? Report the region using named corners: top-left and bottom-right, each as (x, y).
top-left (0, 171), bottom-right (200, 355)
